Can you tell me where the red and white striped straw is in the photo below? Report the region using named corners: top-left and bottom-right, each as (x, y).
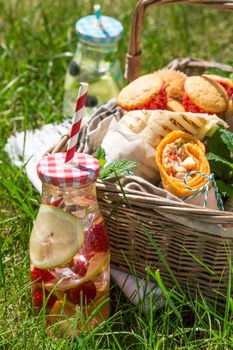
top-left (65, 82), bottom-right (89, 163)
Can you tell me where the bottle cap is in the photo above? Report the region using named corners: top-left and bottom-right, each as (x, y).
top-left (37, 152), bottom-right (100, 187)
top-left (76, 7), bottom-right (123, 45)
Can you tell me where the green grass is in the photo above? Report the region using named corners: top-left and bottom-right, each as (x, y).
top-left (1, 0), bottom-right (233, 349)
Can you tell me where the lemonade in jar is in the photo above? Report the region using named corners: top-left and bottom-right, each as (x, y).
top-left (63, 5), bottom-right (123, 118)
top-left (30, 152), bottom-right (110, 333)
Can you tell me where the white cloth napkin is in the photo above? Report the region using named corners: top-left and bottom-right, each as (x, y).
top-left (5, 120), bottom-right (71, 193)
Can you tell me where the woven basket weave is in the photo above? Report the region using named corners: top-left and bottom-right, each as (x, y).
top-left (50, 0), bottom-right (233, 303)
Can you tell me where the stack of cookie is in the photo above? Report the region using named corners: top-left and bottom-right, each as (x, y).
top-left (116, 69), bottom-right (233, 123)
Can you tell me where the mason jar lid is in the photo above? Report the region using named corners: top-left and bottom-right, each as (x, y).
top-left (76, 15), bottom-right (123, 45)
top-left (37, 152), bottom-right (100, 187)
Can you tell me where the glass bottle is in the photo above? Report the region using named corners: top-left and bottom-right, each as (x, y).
top-left (30, 152), bottom-right (110, 334)
top-left (63, 5), bottom-right (123, 119)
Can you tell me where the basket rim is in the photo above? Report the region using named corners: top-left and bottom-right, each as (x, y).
top-left (96, 179), bottom-right (233, 216)
top-left (125, 0), bottom-right (233, 81)
top-left (96, 179), bottom-right (233, 239)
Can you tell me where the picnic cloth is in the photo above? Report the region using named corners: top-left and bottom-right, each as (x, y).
top-left (5, 99), bottom-right (165, 312)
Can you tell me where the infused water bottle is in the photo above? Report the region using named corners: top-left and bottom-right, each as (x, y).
top-left (63, 5), bottom-right (123, 118)
top-left (30, 152), bottom-right (110, 333)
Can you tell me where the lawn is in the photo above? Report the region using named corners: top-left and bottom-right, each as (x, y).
top-left (1, 0), bottom-right (233, 349)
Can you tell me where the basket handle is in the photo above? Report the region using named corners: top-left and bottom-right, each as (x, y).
top-left (125, 0), bottom-right (233, 82)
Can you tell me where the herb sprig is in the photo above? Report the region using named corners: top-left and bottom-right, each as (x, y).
top-left (206, 127), bottom-right (233, 198)
top-left (95, 146), bottom-right (139, 180)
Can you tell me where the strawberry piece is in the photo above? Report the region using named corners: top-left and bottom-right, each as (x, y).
top-left (183, 93), bottom-right (225, 117)
top-left (66, 281), bottom-right (97, 305)
top-left (70, 253), bottom-right (94, 277)
top-left (82, 221), bottom-right (109, 253)
top-left (217, 81), bottom-right (233, 98)
top-left (33, 288), bottom-right (43, 308)
top-left (31, 267), bottom-right (54, 282)
top-left (32, 287), bottom-right (57, 308)
top-left (183, 93), bottom-right (208, 114)
top-left (136, 82), bottom-right (167, 110)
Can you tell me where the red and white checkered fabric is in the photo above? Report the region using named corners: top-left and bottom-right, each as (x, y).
top-left (37, 152), bottom-right (100, 187)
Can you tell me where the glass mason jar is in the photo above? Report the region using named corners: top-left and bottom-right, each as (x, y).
top-left (63, 11), bottom-right (123, 118)
top-left (30, 153), bottom-right (110, 334)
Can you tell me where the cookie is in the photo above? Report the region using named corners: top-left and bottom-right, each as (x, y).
top-left (116, 74), bottom-right (167, 111)
top-left (226, 99), bottom-right (233, 118)
top-left (183, 76), bottom-right (228, 114)
top-left (166, 98), bottom-right (185, 112)
top-left (155, 69), bottom-right (186, 100)
top-left (203, 74), bottom-right (233, 98)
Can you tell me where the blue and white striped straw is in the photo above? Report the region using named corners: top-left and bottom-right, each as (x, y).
top-left (94, 4), bottom-right (101, 21)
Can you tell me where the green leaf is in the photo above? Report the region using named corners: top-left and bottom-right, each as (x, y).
top-left (219, 128), bottom-right (233, 153)
top-left (207, 127), bottom-right (233, 184)
top-left (216, 180), bottom-right (233, 198)
top-left (207, 152), bottom-right (233, 170)
top-left (208, 160), bottom-right (231, 182)
top-left (207, 128), bottom-right (231, 160)
top-left (99, 160), bottom-right (139, 180)
top-left (95, 146), bottom-right (106, 169)
top-left (204, 68), bottom-right (232, 78)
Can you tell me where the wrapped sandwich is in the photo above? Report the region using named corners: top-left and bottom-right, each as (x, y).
top-left (101, 110), bottom-right (228, 184)
top-left (155, 130), bottom-right (219, 209)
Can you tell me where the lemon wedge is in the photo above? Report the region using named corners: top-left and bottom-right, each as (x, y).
top-left (45, 251), bottom-right (109, 291)
top-left (30, 204), bottom-right (84, 269)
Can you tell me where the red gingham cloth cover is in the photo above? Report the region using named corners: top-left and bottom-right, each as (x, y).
top-left (37, 152), bottom-right (100, 187)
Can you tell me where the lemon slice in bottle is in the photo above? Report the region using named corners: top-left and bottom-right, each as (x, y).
top-left (30, 204), bottom-right (84, 269)
top-left (45, 252), bottom-right (110, 291)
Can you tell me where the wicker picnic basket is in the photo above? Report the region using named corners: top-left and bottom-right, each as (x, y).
top-left (50, 0), bottom-right (233, 304)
